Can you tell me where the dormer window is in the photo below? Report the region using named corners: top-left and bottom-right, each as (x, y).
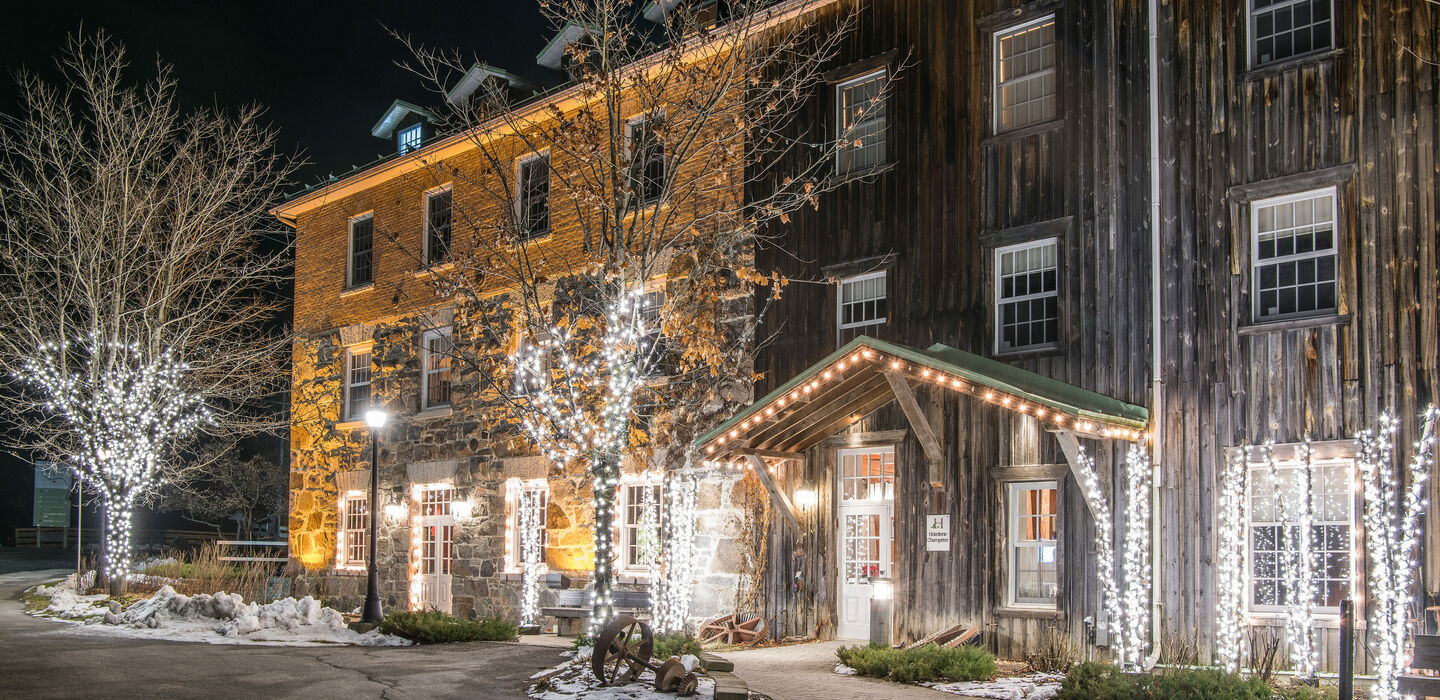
top-left (398, 124), bottom-right (423, 155)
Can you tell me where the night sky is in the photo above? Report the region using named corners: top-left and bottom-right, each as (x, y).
top-left (0, 1), bottom-right (556, 539)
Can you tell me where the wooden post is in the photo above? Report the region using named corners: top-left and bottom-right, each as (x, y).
top-left (882, 370), bottom-right (944, 489)
top-left (1050, 429), bottom-right (1110, 522)
top-left (742, 453), bottom-right (801, 532)
top-left (1339, 599), bottom-right (1353, 699)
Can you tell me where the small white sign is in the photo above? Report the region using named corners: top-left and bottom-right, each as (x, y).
top-left (926, 514), bottom-right (950, 552)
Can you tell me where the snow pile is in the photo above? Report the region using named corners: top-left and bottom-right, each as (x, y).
top-left (926, 673), bottom-right (1063, 700)
top-left (34, 571), bottom-right (108, 620)
top-left (529, 657), bottom-right (717, 700)
top-left (29, 579), bottom-right (407, 647)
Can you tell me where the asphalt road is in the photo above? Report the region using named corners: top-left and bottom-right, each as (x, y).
top-left (0, 560), bottom-right (566, 699)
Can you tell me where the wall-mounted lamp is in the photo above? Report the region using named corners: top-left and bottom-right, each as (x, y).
top-left (452, 499), bottom-right (474, 520)
top-left (794, 488), bottom-right (817, 509)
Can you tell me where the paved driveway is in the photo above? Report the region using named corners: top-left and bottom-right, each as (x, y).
top-left (726, 640), bottom-right (959, 700)
top-left (0, 568), bottom-right (565, 699)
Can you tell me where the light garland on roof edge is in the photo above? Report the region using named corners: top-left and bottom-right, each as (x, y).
top-left (1215, 446), bottom-right (1249, 673)
top-left (19, 337), bottom-right (210, 590)
top-left (702, 347), bottom-right (1144, 456)
top-left (1357, 407), bottom-right (1437, 700)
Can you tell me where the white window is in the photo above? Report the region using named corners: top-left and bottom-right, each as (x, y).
top-left (342, 493), bottom-right (368, 567)
top-left (517, 154), bottom-right (551, 239)
top-left (994, 238), bottom-right (1059, 353)
top-left (424, 186), bottom-right (452, 266)
top-left (839, 448), bottom-right (895, 502)
top-left (1250, 0), bottom-right (1333, 67)
top-left (506, 480), bottom-right (549, 572)
top-left (837, 271), bottom-right (887, 342)
top-left (421, 327), bottom-right (453, 409)
top-left (1008, 481), bottom-right (1058, 607)
top-left (344, 346), bottom-right (372, 421)
top-left (994, 16), bottom-right (1058, 132)
top-left (621, 480), bottom-right (661, 570)
top-left (348, 215), bottom-right (374, 288)
top-left (398, 124), bottom-right (423, 154)
top-left (513, 308), bottom-right (552, 395)
top-left (1251, 188), bottom-right (1338, 322)
top-left (628, 114), bottom-right (666, 205)
top-left (835, 69), bottom-right (887, 174)
top-left (1247, 459), bottom-right (1353, 613)
top-left (420, 487), bottom-right (454, 576)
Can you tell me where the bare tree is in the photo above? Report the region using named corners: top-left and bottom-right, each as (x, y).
top-left (379, 0), bottom-right (885, 629)
top-left (0, 33), bottom-right (293, 592)
top-left (163, 451), bottom-right (287, 541)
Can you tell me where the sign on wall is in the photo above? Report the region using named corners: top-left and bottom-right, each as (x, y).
top-left (32, 461), bottom-right (72, 528)
top-left (926, 514), bottom-right (950, 552)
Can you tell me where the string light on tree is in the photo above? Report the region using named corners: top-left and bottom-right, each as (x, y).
top-left (1119, 443), bottom-right (1153, 671)
top-left (1074, 446), bottom-right (1122, 663)
top-left (654, 471), bottom-right (699, 633)
top-left (1357, 407), bottom-right (1437, 700)
top-left (18, 336), bottom-right (210, 593)
top-left (1215, 446), bottom-right (1250, 673)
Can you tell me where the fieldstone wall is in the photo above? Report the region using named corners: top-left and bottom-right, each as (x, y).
top-left (686, 472), bottom-right (749, 627)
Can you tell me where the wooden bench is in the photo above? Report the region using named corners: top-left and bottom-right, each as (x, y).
top-left (540, 588), bottom-right (651, 636)
top-left (1399, 634), bottom-right (1440, 698)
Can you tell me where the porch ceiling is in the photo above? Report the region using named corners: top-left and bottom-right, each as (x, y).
top-left (698, 336), bottom-right (1149, 463)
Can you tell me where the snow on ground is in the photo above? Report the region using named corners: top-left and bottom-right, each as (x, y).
top-left (28, 572), bottom-right (407, 647)
top-left (529, 655), bottom-right (715, 700)
top-left (833, 663), bottom-right (1062, 700)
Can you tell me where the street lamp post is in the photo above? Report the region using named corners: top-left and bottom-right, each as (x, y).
top-left (361, 408), bottom-right (388, 624)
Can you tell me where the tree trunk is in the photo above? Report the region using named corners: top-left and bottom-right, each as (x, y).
top-left (589, 452), bottom-right (621, 635)
top-left (101, 494), bottom-right (132, 596)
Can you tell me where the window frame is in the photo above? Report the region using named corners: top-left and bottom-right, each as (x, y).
top-left (619, 478), bottom-right (662, 572)
top-left (505, 478), bottom-right (550, 573)
top-left (992, 14), bottom-right (1059, 134)
top-left (1247, 0), bottom-right (1335, 69)
top-left (836, 270), bottom-right (888, 343)
top-left (1244, 457), bottom-right (1355, 617)
top-left (993, 236), bottom-right (1061, 355)
top-left (347, 214), bottom-right (375, 289)
top-left (423, 185), bottom-right (453, 267)
top-left (1249, 186), bottom-right (1339, 324)
top-left (343, 344), bottom-right (373, 422)
top-left (341, 492), bottom-right (368, 568)
top-left (513, 305), bottom-right (553, 396)
top-left (515, 152), bottom-right (552, 240)
top-left (834, 68), bottom-right (888, 175)
top-left (421, 326), bottom-right (453, 410)
top-left (626, 113), bottom-right (667, 207)
top-left (398, 124), bottom-right (423, 155)
top-left (1006, 480), bottom-right (1059, 609)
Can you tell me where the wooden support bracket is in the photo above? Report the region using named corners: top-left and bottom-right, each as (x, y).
top-left (1051, 428), bottom-right (1110, 522)
top-left (743, 453), bottom-right (801, 532)
top-left (884, 370), bottom-right (944, 489)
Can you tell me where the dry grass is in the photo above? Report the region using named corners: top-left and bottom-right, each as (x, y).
top-left (138, 542), bottom-right (275, 602)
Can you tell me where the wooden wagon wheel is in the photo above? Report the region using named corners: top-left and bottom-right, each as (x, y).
top-left (592, 615), bottom-right (654, 685)
top-left (697, 614), bottom-right (766, 645)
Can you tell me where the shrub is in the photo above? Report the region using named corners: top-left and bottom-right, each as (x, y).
top-left (1060, 663), bottom-right (1306, 700)
top-left (379, 610), bottom-right (518, 644)
top-left (1057, 662), bottom-right (1144, 700)
top-left (837, 643), bottom-right (996, 684)
top-left (1146, 668), bottom-right (1272, 699)
top-left (653, 632), bottom-right (702, 660)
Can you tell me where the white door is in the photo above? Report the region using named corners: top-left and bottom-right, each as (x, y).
top-left (418, 486), bottom-right (454, 613)
top-left (836, 447), bottom-right (895, 640)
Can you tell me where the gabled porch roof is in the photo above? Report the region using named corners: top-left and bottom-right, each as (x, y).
top-left (698, 336), bottom-right (1149, 463)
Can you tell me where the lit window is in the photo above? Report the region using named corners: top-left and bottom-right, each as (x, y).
top-left (621, 481), bottom-right (661, 570)
top-left (513, 308), bottom-right (552, 396)
top-left (639, 289), bottom-right (670, 377)
top-left (1251, 188), bottom-right (1337, 322)
top-left (398, 124), bottom-right (423, 154)
top-left (517, 154), bottom-right (551, 239)
top-left (1008, 481), bottom-right (1058, 607)
top-left (424, 187), bottom-right (452, 266)
top-left (628, 115), bottom-right (666, 206)
top-left (1250, 0), bottom-right (1333, 67)
top-left (422, 327), bottom-right (453, 409)
top-left (348, 215), bottom-right (374, 288)
top-left (344, 347), bottom-right (372, 421)
top-left (835, 70), bottom-right (887, 174)
top-left (420, 487), bottom-right (454, 578)
top-left (342, 494), bottom-right (367, 567)
top-left (994, 238), bottom-right (1059, 353)
top-left (839, 448), bottom-right (895, 502)
top-left (837, 271), bottom-right (887, 344)
top-left (1247, 459), bottom-right (1353, 613)
top-left (994, 16), bottom-right (1057, 132)
top-left (507, 480), bottom-right (549, 572)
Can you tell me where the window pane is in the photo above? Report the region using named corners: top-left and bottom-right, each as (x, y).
top-left (996, 239), bottom-right (1059, 351)
top-left (995, 18), bottom-right (1058, 132)
top-left (350, 218), bottom-right (373, 287)
top-left (1252, 0), bottom-right (1333, 66)
top-left (838, 273), bottom-right (888, 332)
top-left (426, 190), bottom-right (452, 265)
top-left (837, 71), bottom-right (888, 173)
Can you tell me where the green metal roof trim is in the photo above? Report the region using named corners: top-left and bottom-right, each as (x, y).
top-left (696, 335), bottom-right (1150, 448)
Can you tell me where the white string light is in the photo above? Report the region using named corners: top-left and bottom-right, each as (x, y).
top-left (1119, 443), bottom-right (1153, 670)
top-left (653, 472), bottom-right (699, 633)
top-left (1259, 440), bottom-right (1317, 678)
top-left (1357, 407), bottom-right (1437, 700)
top-left (519, 486), bottom-right (544, 627)
top-left (1215, 446), bottom-right (1249, 673)
top-left (18, 336), bottom-right (210, 588)
top-left (1074, 446), bottom-right (1122, 662)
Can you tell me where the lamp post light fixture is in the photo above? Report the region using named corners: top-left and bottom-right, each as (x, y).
top-left (361, 408), bottom-right (388, 624)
